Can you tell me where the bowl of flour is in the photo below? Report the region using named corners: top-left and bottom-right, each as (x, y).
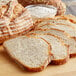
top-left (25, 4), bottom-right (57, 20)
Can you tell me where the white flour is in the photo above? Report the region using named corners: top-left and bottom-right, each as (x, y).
top-left (26, 5), bottom-right (57, 18)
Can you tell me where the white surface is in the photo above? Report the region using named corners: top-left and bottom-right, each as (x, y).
top-left (26, 5), bottom-right (57, 18)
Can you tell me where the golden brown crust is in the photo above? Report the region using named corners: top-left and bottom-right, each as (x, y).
top-left (18, 0), bottom-right (66, 15)
top-left (3, 37), bottom-right (52, 72)
top-left (70, 54), bottom-right (76, 58)
top-left (51, 57), bottom-right (68, 65)
top-left (0, 3), bottom-right (33, 44)
top-left (11, 3), bottom-right (24, 20)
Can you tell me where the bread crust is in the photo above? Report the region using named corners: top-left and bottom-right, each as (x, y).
top-left (3, 37), bottom-right (52, 72)
top-left (51, 57), bottom-right (69, 65)
top-left (70, 54), bottom-right (76, 58)
top-left (0, 24), bottom-right (34, 44)
top-left (0, 5), bottom-right (33, 44)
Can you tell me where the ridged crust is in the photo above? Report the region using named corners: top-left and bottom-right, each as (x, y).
top-left (3, 37), bottom-right (52, 72)
top-left (18, 0), bottom-right (66, 15)
top-left (0, 3), bottom-right (33, 44)
top-left (0, 24), bottom-right (34, 44)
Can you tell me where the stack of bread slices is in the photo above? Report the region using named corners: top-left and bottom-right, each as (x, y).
top-left (3, 14), bottom-right (76, 72)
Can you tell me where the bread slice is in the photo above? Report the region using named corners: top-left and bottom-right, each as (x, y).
top-left (48, 19), bottom-right (76, 29)
top-left (36, 17), bottom-right (76, 38)
top-left (28, 28), bottom-right (76, 58)
top-left (28, 33), bottom-right (69, 65)
top-left (55, 15), bottom-right (76, 24)
top-left (35, 17), bottom-right (76, 29)
top-left (39, 23), bottom-right (76, 38)
top-left (3, 36), bottom-right (51, 72)
top-left (35, 18), bottom-right (55, 28)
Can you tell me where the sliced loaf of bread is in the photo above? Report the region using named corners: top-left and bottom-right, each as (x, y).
top-left (3, 36), bottom-right (51, 72)
top-left (28, 34), bottom-right (69, 65)
top-left (28, 28), bottom-right (76, 58)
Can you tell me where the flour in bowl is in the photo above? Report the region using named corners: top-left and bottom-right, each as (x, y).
top-left (26, 4), bottom-right (57, 18)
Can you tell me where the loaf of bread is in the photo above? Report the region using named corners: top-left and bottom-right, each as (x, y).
top-left (28, 28), bottom-right (76, 58)
top-left (0, 0), bottom-right (33, 44)
top-left (33, 15), bottom-right (76, 57)
top-left (4, 14), bottom-right (76, 72)
top-left (3, 36), bottom-right (52, 72)
top-left (18, 0), bottom-right (66, 15)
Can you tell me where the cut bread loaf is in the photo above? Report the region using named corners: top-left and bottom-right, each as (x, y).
top-left (28, 33), bottom-right (69, 65)
top-left (28, 28), bottom-right (76, 58)
top-left (3, 36), bottom-right (51, 72)
top-left (34, 16), bottom-right (76, 57)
